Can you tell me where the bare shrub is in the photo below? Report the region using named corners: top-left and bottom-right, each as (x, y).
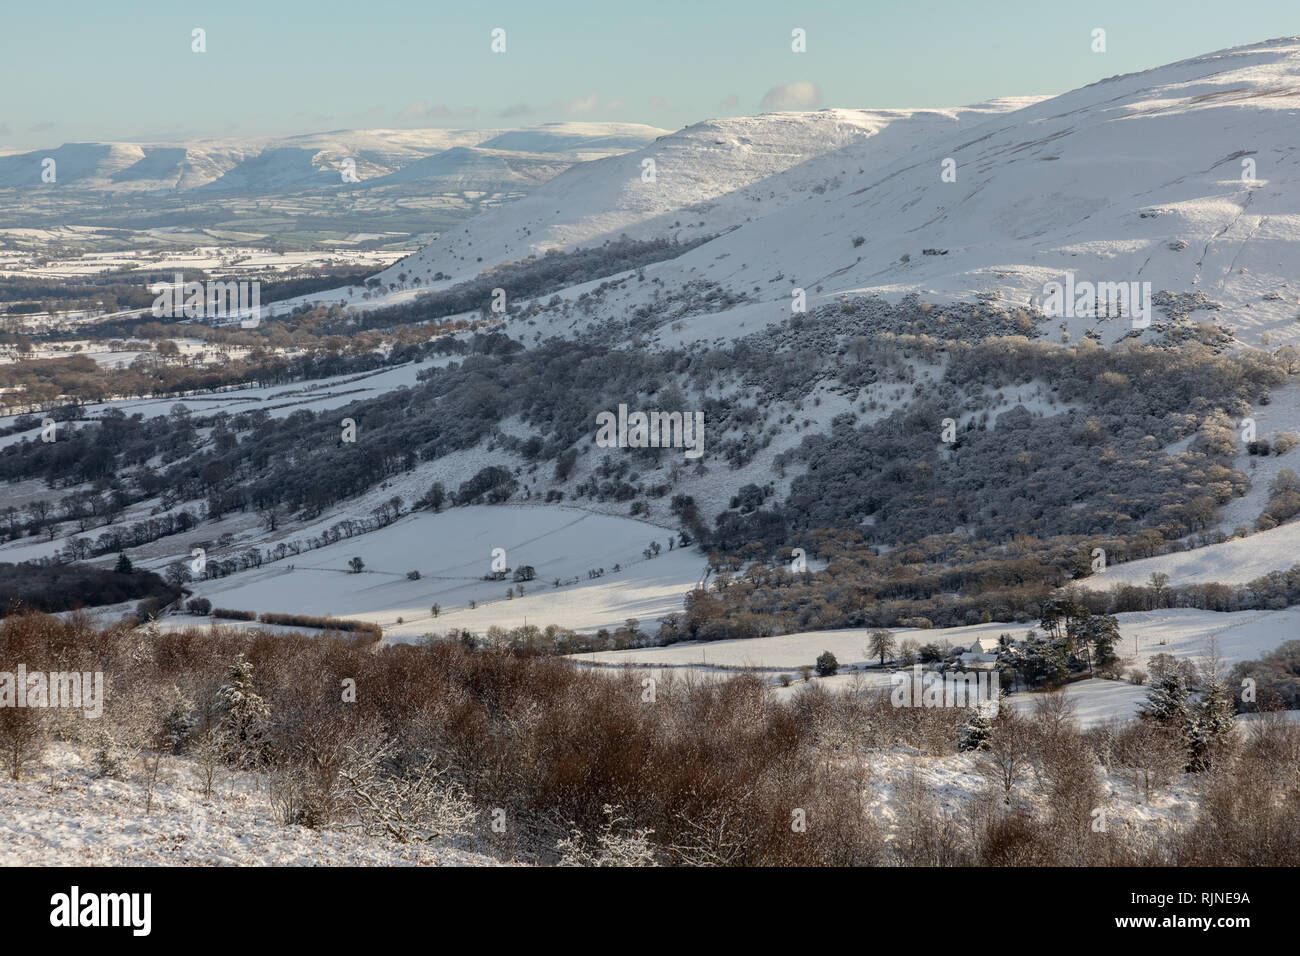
top-left (977, 707), bottom-right (1036, 804)
top-left (889, 763), bottom-right (971, 865)
top-left (0, 613), bottom-right (55, 779)
top-left (1113, 721), bottom-right (1186, 802)
top-left (557, 804), bottom-right (657, 866)
top-left (1035, 726), bottom-right (1105, 863)
top-left (971, 798), bottom-right (1056, 866)
top-left (1173, 719), bottom-right (1300, 864)
top-left (338, 740), bottom-right (479, 843)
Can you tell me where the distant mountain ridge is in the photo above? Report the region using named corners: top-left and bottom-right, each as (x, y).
top-left (0, 123), bottom-right (670, 194)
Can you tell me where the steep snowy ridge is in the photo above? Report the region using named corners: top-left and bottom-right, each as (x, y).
top-left (377, 103), bottom-right (1036, 287)
top-left (377, 38), bottom-right (1300, 349)
top-left (653, 36), bottom-right (1300, 348)
top-left (361, 146), bottom-right (574, 190)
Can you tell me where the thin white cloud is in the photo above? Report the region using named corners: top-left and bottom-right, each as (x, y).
top-left (565, 92), bottom-right (601, 114)
top-left (495, 93), bottom-right (623, 120)
top-left (396, 100), bottom-right (477, 122)
top-left (759, 81), bottom-right (822, 111)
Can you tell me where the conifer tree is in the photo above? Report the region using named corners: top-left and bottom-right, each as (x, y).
top-left (1141, 667), bottom-right (1191, 727)
top-left (958, 703), bottom-right (993, 752)
top-left (214, 654), bottom-right (270, 768)
top-left (1140, 662), bottom-right (1193, 769)
top-left (1189, 669), bottom-right (1236, 771)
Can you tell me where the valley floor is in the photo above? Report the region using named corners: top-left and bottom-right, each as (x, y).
top-left (173, 504), bottom-right (703, 638)
top-left (571, 606), bottom-right (1300, 725)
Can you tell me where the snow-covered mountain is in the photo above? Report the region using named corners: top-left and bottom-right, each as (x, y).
top-left (0, 123), bottom-right (669, 194)
top-left (356, 146), bottom-right (572, 191)
top-left (376, 102), bottom-right (1039, 286)
top-left (378, 37), bottom-right (1300, 348)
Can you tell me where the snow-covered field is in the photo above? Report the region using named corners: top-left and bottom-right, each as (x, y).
top-left (179, 504), bottom-right (704, 638)
top-left (0, 245), bottom-right (406, 282)
top-left (575, 607), bottom-right (1299, 672)
top-left (1100, 519), bottom-right (1300, 589)
top-left (0, 360), bottom-right (433, 449)
top-left (571, 606), bottom-right (1300, 724)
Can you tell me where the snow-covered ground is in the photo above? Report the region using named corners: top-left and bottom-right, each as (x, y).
top-left (571, 606), bottom-right (1300, 724)
top-left (1004, 678), bottom-right (1149, 726)
top-left (863, 743), bottom-right (1201, 836)
top-left (0, 743), bottom-right (503, 866)
top-left (0, 360), bottom-right (433, 448)
top-left (574, 607), bottom-right (1298, 672)
top-left (178, 504), bottom-right (704, 638)
top-left (1099, 518), bottom-right (1300, 589)
top-left (0, 245), bottom-right (406, 283)
top-left (0, 724), bottom-right (1214, 866)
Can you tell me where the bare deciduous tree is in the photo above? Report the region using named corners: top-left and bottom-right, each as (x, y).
top-left (978, 707), bottom-right (1035, 803)
top-left (867, 628), bottom-right (898, 666)
top-left (1114, 722), bottom-right (1186, 802)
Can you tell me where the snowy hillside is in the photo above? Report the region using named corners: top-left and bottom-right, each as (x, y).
top-left (361, 146), bottom-right (573, 190)
top-left (0, 743), bottom-right (503, 866)
top-left (476, 123), bottom-right (680, 155)
top-left (1097, 521), bottom-right (1300, 589)
top-left (376, 104), bottom-right (1039, 287)
top-left (653, 36), bottom-right (1300, 349)
top-left (373, 38), bottom-right (1300, 348)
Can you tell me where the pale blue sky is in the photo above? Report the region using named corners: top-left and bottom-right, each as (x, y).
top-left (2, 0), bottom-right (1297, 148)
